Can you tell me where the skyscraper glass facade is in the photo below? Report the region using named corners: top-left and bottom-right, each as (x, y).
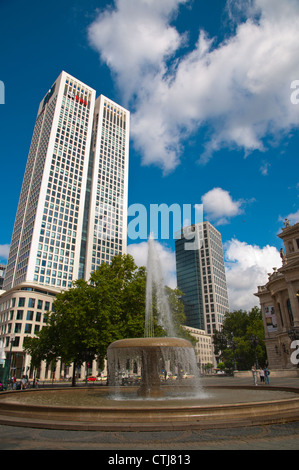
top-left (175, 236), bottom-right (204, 330)
top-left (0, 72), bottom-right (130, 379)
top-left (80, 96), bottom-right (129, 279)
top-left (175, 222), bottom-right (229, 334)
top-left (3, 71), bottom-right (129, 291)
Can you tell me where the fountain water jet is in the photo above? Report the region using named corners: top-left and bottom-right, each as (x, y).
top-left (108, 237), bottom-right (201, 398)
top-left (145, 236), bottom-right (176, 338)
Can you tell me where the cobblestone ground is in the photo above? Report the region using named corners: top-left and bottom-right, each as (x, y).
top-left (1, 376), bottom-right (299, 450)
top-left (1, 422), bottom-right (299, 450)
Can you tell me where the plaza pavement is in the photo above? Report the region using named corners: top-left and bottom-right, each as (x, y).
top-left (1, 375), bottom-right (299, 451)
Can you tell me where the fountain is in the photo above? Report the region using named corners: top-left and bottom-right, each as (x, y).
top-left (107, 237), bottom-right (201, 399)
top-left (1, 237), bottom-right (299, 431)
top-left (107, 336), bottom-right (198, 398)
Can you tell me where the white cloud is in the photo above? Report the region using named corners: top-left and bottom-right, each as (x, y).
top-left (0, 244), bottom-right (10, 261)
top-left (127, 240), bottom-right (177, 288)
top-left (200, 187), bottom-right (244, 225)
top-left (260, 161), bottom-right (271, 176)
top-left (224, 239), bottom-right (282, 311)
top-left (283, 209), bottom-right (299, 225)
top-left (88, 0), bottom-right (187, 104)
top-left (129, 237), bottom-right (282, 313)
top-left (88, 0), bottom-right (299, 172)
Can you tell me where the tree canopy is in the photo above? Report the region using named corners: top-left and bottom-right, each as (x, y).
top-left (212, 307), bottom-right (267, 371)
top-left (24, 254), bottom-right (189, 384)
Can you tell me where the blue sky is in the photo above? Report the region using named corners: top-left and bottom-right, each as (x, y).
top-left (0, 0), bottom-right (299, 310)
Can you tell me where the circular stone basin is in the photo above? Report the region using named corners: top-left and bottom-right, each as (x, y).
top-left (108, 337), bottom-right (194, 349)
top-left (0, 386), bottom-right (295, 406)
top-left (1, 386), bottom-right (299, 431)
top-left (107, 337), bottom-right (198, 398)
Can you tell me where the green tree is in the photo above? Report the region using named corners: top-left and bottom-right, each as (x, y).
top-left (23, 313), bottom-right (65, 383)
top-left (164, 286), bottom-right (196, 344)
top-left (90, 254), bottom-right (146, 340)
top-left (23, 254), bottom-right (196, 385)
top-left (24, 255), bottom-right (146, 385)
top-left (213, 307), bottom-right (267, 371)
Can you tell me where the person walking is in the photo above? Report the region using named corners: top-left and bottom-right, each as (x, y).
top-left (251, 366), bottom-right (258, 385)
top-left (21, 375), bottom-right (27, 390)
top-left (264, 366), bottom-right (270, 385)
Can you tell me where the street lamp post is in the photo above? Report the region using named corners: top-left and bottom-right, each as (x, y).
top-left (8, 334), bottom-right (16, 378)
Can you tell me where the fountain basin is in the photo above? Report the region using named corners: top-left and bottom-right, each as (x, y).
top-left (108, 337), bottom-right (193, 349)
top-left (1, 386), bottom-right (299, 431)
top-left (107, 337), bottom-right (197, 398)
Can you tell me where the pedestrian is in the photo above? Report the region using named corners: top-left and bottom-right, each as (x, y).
top-left (264, 367), bottom-right (270, 385)
top-left (251, 366), bottom-right (258, 385)
top-left (21, 375), bottom-right (27, 390)
top-left (259, 368), bottom-right (264, 383)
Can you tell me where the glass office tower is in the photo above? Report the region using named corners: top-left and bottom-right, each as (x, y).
top-left (79, 95), bottom-right (129, 279)
top-left (0, 71), bottom-right (130, 379)
top-left (4, 71), bottom-right (130, 291)
top-left (175, 222), bottom-right (229, 334)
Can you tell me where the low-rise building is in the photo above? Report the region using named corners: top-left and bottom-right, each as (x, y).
top-left (0, 282), bottom-right (59, 379)
top-left (183, 325), bottom-right (216, 372)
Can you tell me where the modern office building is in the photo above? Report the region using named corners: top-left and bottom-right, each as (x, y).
top-left (79, 94), bottom-right (129, 279)
top-left (0, 71), bottom-right (130, 380)
top-left (4, 71), bottom-right (129, 291)
top-left (175, 222), bottom-right (229, 334)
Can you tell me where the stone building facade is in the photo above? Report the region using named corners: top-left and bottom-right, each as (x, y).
top-left (183, 325), bottom-right (217, 372)
top-left (255, 221), bottom-right (299, 370)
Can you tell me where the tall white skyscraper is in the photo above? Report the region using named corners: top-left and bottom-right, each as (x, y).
top-left (79, 95), bottom-right (129, 279)
top-left (0, 71), bottom-right (129, 380)
top-left (4, 71), bottom-right (130, 291)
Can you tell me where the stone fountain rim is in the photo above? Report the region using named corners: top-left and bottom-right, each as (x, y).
top-left (1, 386), bottom-right (299, 431)
top-left (107, 337), bottom-right (194, 350)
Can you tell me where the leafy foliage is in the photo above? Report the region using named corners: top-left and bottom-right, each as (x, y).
top-left (212, 307), bottom-right (267, 371)
top-left (23, 254), bottom-right (189, 384)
